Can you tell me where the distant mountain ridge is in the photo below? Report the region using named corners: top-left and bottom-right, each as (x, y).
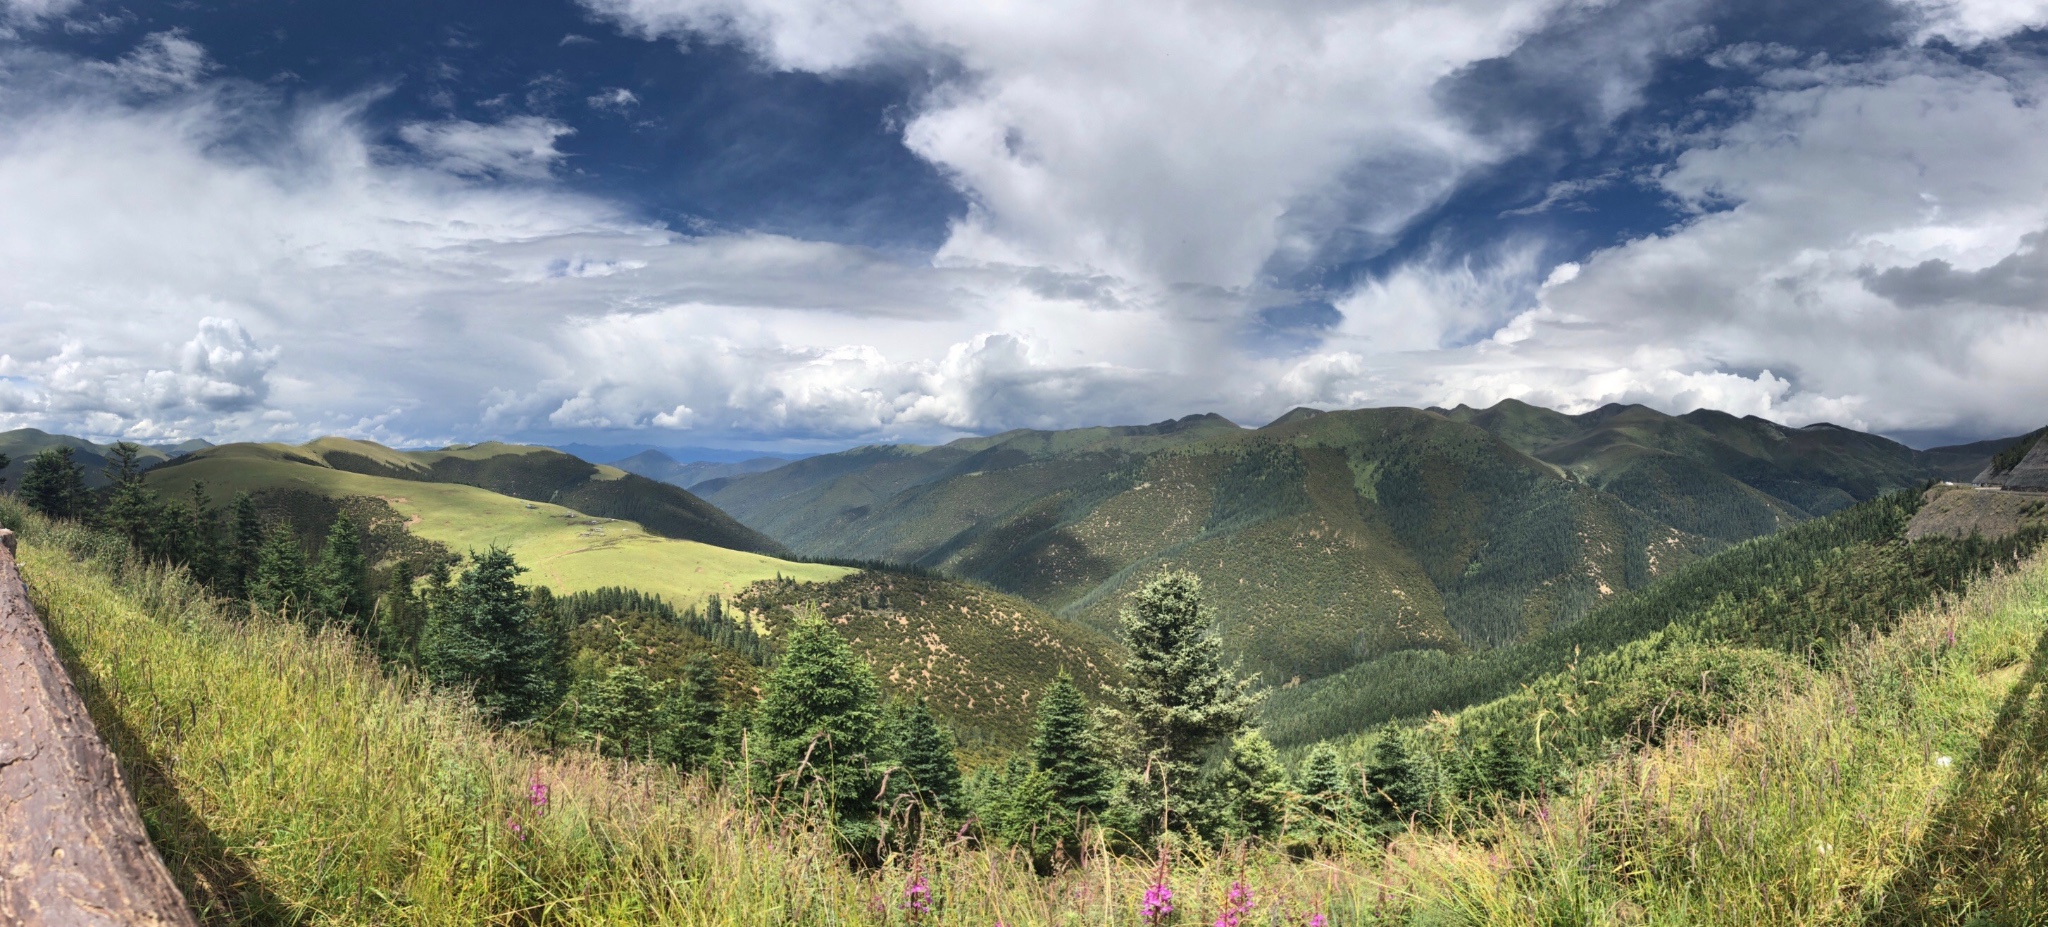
top-left (608, 448), bottom-right (795, 490)
top-left (0, 428), bottom-right (212, 489)
top-left (699, 401), bottom-right (2016, 688)
top-left (154, 437), bottom-right (783, 555)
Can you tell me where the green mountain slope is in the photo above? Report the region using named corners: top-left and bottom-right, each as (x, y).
top-left (0, 427), bottom-right (211, 488)
top-left (141, 442), bottom-right (852, 607)
top-left (153, 437), bottom-right (782, 555)
top-left (703, 403), bottom-right (2005, 689)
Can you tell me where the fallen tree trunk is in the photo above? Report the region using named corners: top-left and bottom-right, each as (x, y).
top-left (0, 528), bottom-right (197, 926)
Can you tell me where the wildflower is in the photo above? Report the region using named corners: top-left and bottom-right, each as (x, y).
top-left (528, 773), bottom-right (550, 811)
top-left (1308, 915), bottom-right (1327, 927)
top-left (901, 874), bottom-right (933, 921)
top-left (506, 817), bottom-right (527, 842)
top-left (1213, 881), bottom-right (1253, 927)
top-left (1937, 755), bottom-right (1953, 768)
top-left (1141, 881), bottom-right (1175, 925)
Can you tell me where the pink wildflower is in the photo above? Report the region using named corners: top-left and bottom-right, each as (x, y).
top-left (528, 773), bottom-right (550, 812)
top-left (901, 874), bottom-right (933, 921)
top-left (1142, 881), bottom-right (1175, 925)
top-left (505, 817), bottom-right (527, 842)
top-left (1309, 915), bottom-right (1327, 927)
top-left (1213, 881), bottom-right (1253, 927)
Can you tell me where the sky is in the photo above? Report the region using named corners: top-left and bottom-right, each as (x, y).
top-left (2, 0), bottom-right (2047, 452)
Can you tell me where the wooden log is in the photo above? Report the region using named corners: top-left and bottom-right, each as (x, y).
top-left (0, 528), bottom-right (197, 926)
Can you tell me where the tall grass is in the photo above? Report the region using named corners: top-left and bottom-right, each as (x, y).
top-left (10, 492), bottom-right (2048, 925)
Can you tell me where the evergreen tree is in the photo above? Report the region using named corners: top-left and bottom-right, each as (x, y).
top-left (578, 664), bottom-right (661, 758)
top-left (0, 452), bottom-right (9, 490)
top-left (179, 482), bottom-right (221, 588)
top-left (890, 700), bottom-right (962, 812)
top-left (1111, 571), bottom-right (1260, 839)
top-left (1361, 725), bottom-right (1427, 825)
top-left (1296, 742), bottom-right (1356, 823)
top-left (98, 442), bottom-right (156, 547)
top-left (226, 492), bottom-right (263, 599)
top-left (1477, 727), bottom-right (1537, 801)
top-left (314, 513), bottom-right (371, 632)
top-left (659, 655), bottom-right (724, 770)
top-left (18, 447), bottom-right (89, 519)
top-left (972, 758), bottom-right (1072, 874)
top-left (751, 612), bottom-right (884, 825)
top-left (421, 547), bottom-right (562, 724)
top-left (1217, 729), bottom-right (1291, 840)
top-left (249, 526), bottom-right (313, 618)
top-left (1029, 671), bottom-right (1111, 816)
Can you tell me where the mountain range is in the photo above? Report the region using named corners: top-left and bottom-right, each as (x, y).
top-left (697, 401), bottom-right (2019, 687)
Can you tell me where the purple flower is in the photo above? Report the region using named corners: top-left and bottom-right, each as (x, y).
top-left (901, 874), bottom-right (933, 920)
top-left (505, 817), bottom-right (527, 842)
top-left (1142, 881), bottom-right (1175, 925)
top-left (1213, 881), bottom-right (1253, 927)
top-left (1308, 915), bottom-right (1326, 927)
top-left (528, 774), bottom-right (550, 811)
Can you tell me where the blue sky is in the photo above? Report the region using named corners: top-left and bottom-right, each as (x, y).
top-left (2, 0), bottom-right (2046, 450)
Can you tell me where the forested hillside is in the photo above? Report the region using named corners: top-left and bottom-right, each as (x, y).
top-left (703, 402), bottom-right (1992, 688)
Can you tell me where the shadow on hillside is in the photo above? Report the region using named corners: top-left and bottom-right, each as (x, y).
top-left (43, 621), bottom-right (292, 926)
top-left (1867, 625), bottom-right (2048, 926)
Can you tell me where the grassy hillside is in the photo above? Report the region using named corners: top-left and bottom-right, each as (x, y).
top-left (0, 427), bottom-right (208, 489)
top-left (13, 493), bottom-right (2048, 924)
top-left (154, 437), bottom-right (783, 555)
top-left (142, 444), bottom-right (851, 608)
top-left (609, 449), bottom-right (793, 490)
top-left (1268, 487), bottom-right (2048, 748)
top-left (732, 571), bottom-right (1123, 751)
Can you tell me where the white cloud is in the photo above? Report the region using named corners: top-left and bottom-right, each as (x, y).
top-left (1, 0), bottom-right (82, 26)
top-left (1270, 50), bottom-right (2048, 437)
top-left (582, 0), bottom-right (1573, 288)
top-left (586, 87), bottom-right (639, 113)
top-left (1905, 0), bottom-right (2048, 45)
top-left (93, 30), bottom-right (210, 91)
top-left (398, 115), bottom-right (575, 179)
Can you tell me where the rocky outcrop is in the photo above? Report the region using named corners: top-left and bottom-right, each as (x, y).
top-left (1975, 432), bottom-right (2048, 491)
top-left (0, 529), bottom-right (196, 927)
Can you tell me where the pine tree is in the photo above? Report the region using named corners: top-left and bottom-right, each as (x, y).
top-left (1111, 571), bottom-right (1260, 839)
top-left (579, 664), bottom-right (660, 758)
top-left (1361, 725), bottom-right (1427, 825)
top-left (1029, 671), bottom-right (1111, 815)
top-left (226, 492), bottom-right (263, 599)
top-left (98, 442), bottom-right (157, 547)
top-left (0, 452), bottom-right (10, 490)
top-left (973, 757), bottom-right (1072, 874)
top-left (18, 447), bottom-right (89, 519)
top-left (249, 526), bottom-right (312, 618)
top-left (421, 547), bottom-right (562, 724)
top-left (1296, 742), bottom-right (1355, 823)
top-left (751, 611), bottom-right (884, 824)
top-left (314, 513), bottom-right (371, 632)
top-left (890, 700), bottom-right (962, 813)
top-left (1477, 727), bottom-right (1536, 801)
top-left (1217, 729), bottom-right (1291, 840)
top-left (659, 655), bottom-right (724, 769)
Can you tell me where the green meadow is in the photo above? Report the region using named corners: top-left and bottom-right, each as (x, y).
top-left (145, 447), bottom-right (852, 608)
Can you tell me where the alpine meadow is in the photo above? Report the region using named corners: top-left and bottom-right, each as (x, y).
top-left (7, 1), bottom-right (2048, 924)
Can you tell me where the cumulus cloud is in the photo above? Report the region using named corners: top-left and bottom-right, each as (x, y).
top-left (1270, 48), bottom-right (2048, 437)
top-left (582, 0), bottom-right (1572, 288)
top-left (1905, 0), bottom-right (2048, 44)
top-left (398, 115), bottom-right (575, 179)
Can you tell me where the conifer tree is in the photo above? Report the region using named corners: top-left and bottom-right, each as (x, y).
top-left (1477, 727), bottom-right (1536, 800)
top-left (1296, 742), bottom-right (1356, 823)
top-left (1361, 725), bottom-right (1427, 825)
top-left (250, 526), bottom-right (313, 618)
top-left (660, 655), bottom-right (724, 770)
top-left (1029, 671), bottom-right (1111, 815)
top-left (579, 664), bottom-right (660, 758)
top-left (97, 442), bottom-right (156, 547)
top-left (973, 758), bottom-right (1072, 873)
top-left (751, 611), bottom-right (884, 824)
top-left (1217, 729), bottom-right (1291, 839)
top-left (226, 492), bottom-right (263, 599)
top-left (421, 547), bottom-right (562, 724)
top-left (1112, 571), bottom-right (1259, 839)
top-left (890, 700), bottom-right (962, 812)
top-left (18, 447), bottom-right (89, 519)
top-left (0, 452), bottom-right (9, 490)
top-left (314, 513), bottom-right (371, 632)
